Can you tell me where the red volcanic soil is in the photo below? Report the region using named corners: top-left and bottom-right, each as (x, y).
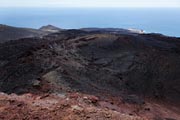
top-left (0, 91), bottom-right (179, 120)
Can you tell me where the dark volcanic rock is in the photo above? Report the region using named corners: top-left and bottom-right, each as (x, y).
top-left (0, 29), bottom-right (180, 105)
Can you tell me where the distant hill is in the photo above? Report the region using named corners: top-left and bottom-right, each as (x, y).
top-left (39, 25), bottom-right (63, 32)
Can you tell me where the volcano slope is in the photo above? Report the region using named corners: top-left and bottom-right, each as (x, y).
top-left (0, 29), bottom-right (180, 119)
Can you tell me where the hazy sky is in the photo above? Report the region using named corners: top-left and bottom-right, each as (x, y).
top-left (0, 0), bottom-right (180, 8)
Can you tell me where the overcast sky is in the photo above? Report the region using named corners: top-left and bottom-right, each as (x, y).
top-left (0, 0), bottom-right (180, 8)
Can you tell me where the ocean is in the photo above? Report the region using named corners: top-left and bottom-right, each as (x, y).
top-left (0, 8), bottom-right (180, 37)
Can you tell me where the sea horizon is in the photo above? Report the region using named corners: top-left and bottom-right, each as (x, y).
top-left (0, 7), bottom-right (180, 37)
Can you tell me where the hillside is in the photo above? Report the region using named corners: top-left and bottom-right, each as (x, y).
top-left (0, 24), bottom-right (61, 43)
top-left (0, 27), bottom-right (180, 119)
